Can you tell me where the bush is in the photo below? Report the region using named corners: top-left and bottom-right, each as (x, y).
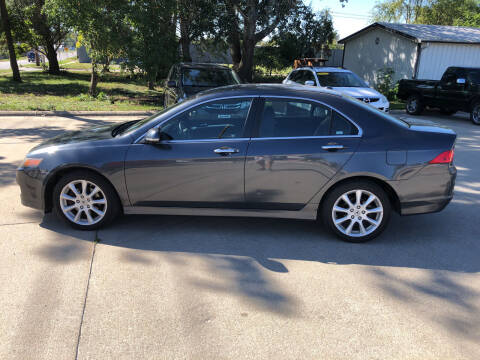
top-left (375, 67), bottom-right (398, 101)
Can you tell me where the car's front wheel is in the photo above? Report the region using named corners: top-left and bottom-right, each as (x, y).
top-left (321, 181), bottom-right (391, 242)
top-left (53, 171), bottom-right (120, 230)
top-left (406, 94), bottom-right (424, 115)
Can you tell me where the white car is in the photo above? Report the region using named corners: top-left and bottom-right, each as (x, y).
top-left (283, 67), bottom-right (390, 112)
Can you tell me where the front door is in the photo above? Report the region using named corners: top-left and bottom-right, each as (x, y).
top-left (125, 97), bottom-right (254, 208)
top-left (245, 97), bottom-right (361, 210)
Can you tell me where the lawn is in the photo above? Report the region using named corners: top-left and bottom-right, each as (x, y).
top-left (0, 71), bottom-right (164, 111)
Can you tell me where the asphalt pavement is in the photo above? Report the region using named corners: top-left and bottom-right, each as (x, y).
top-left (0, 111), bottom-right (479, 359)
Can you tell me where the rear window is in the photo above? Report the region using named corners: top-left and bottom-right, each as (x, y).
top-left (347, 96), bottom-right (409, 128)
top-left (468, 70), bottom-right (480, 85)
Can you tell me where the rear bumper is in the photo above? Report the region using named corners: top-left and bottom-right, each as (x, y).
top-left (16, 169), bottom-right (45, 211)
top-left (389, 164), bottom-right (456, 216)
top-left (400, 195), bottom-right (453, 215)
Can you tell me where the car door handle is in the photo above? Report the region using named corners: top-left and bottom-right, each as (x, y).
top-left (214, 147), bottom-right (239, 155)
top-left (322, 144), bottom-right (344, 151)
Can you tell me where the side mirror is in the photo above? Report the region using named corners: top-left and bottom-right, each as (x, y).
top-left (304, 80), bottom-right (315, 86)
top-left (456, 78), bottom-right (466, 85)
top-left (167, 80), bottom-right (177, 88)
top-left (144, 128), bottom-right (160, 144)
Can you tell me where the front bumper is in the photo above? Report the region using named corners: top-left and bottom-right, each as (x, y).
top-left (16, 169), bottom-right (45, 211)
top-left (390, 164), bottom-right (457, 216)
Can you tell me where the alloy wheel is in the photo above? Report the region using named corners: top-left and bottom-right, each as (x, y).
top-left (407, 99), bottom-right (417, 113)
top-left (59, 180), bottom-right (108, 225)
top-left (331, 189), bottom-right (384, 238)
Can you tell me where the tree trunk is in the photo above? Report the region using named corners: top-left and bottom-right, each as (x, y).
top-left (179, 18), bottom-right (192, 62)
top-left (35, 48), bottom-right (40, 66)
top-left (238, 37), bottom-right (255, 83)
top-left (45, 41), bottom-right (60, 74)
top-left (0, 0), bottom-right (21, 82)
top-left (89, 62), bottom-right (99, 96)
top-left (226, 1), bottom-right (242, 74)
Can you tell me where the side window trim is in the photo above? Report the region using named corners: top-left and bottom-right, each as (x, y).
top-left (251, 96), bottom-right (362, 140)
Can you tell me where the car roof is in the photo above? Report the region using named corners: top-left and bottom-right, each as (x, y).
top-left (178, 62), bottom-right (232, 70)
top-left (193, 83), bottom-right (344, 101)
top-left (294, 67), bottom-right (351, 73)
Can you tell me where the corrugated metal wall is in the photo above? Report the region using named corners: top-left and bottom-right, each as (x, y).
top-left (417, 43), bottom-right (480, 80)
top-left (342, 28), bottom-right (418, 86)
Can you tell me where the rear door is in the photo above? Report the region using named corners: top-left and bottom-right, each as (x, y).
top-left (437, 68), bottom-right (469, 108)
top-left (244, 97), bottom-right (361, 210)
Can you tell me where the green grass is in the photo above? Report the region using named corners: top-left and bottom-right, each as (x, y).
top-left (389, 100), bottom-right (405, 110)
top-left (0, 71), bottom-right (164, 111)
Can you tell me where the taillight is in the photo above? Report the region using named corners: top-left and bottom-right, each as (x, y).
top-left (429, 149), bottom-right (454, 164)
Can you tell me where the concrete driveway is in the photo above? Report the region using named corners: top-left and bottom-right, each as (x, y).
top-left (0, 111), bottom-right (479, 359)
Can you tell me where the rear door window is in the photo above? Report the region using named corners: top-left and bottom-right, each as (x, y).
top-left (257, 98), bottom-right (359, 138)
top-left (258, 98), bottom-right (332, 138)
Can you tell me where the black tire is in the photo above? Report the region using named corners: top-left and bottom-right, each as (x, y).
top-left (471, 101), bottom-right (480, 125)
top-left (321, 180), bottom-right (391, 243)
top-left (53, 170), bottom-right (121, 230)
top-left (405, 94), bottom-right (424, 115)
top-left (440, 108), bottom-right (457, 116)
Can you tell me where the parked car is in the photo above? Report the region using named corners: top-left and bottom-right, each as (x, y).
top-left (27, 51), bottom-right (35, 63)
top-left (398, 66), bottom-right (480, 125)
top-left (283, 67), bottom-right (390, 112)
top-left (17, 84), bottom-right (456, 242)
top-left (163, 63), bottom-right (241, 107)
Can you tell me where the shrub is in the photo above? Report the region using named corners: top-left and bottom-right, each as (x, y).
top-left (375, 67), bottom-right (398, 101)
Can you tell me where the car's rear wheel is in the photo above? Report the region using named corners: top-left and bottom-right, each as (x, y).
top-left (321, 181), bottom-right (391, 243)
top-left (471, 102), bottom-right (480, 125)
top-left (406, 94), bottom-right (424, 115)
top-left (53, 171), bottom-right (120, 230)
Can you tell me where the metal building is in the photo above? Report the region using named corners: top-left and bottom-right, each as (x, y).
top-left (339, 22), bottom-right (480, 85)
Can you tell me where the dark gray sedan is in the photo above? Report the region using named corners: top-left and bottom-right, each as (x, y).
top-left (17, 85), bottom-right (457, 242)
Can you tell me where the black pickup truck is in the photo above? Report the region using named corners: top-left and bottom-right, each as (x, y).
top-left (398, 66), bottom-right (480, 125)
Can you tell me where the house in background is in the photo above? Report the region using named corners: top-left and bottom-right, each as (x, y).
top-left (339, 22), bottom-right (480, 86)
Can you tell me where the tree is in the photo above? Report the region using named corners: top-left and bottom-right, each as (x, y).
top-left (125, 0), bottom-right (178, 89)
top-left (177, 0), bottom-right (217, 62)
top-left (417, 0), bottom-right (480, 26)
top-left (372, 0), bottom-right (480, 25)
top-left (214, 0), bottom-right (299, 82)
top-left (0, 0), bottom-right (21, 81)
top-left (372, 0), bottom-right (426, 23)
top-left (46, 0), bottom-right (130, 95)
top-left (273, 5), bottom-right (335, 68)
top-left (9, 0), bottom-right (68, 74)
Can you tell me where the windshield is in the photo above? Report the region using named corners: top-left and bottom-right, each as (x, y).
top-left (182, 68), bottom-right (240, 87)
top-left (316, 71), bottom-right (368, 88)
top-left (468, 70), bottom-right (480, 85)
top-left (117, 102), bottom-right (184, 135)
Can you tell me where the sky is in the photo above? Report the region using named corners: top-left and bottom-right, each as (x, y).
top-left (310, 0), bottom-right (378, 39)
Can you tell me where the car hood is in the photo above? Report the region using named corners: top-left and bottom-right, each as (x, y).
top-left (330, 87), bottom-right (384, 99)
top-left (30, 123), bottom-right (117, 153)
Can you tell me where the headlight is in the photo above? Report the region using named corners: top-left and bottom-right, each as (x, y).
top-left (20, 158), bottom-right (43, 168)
